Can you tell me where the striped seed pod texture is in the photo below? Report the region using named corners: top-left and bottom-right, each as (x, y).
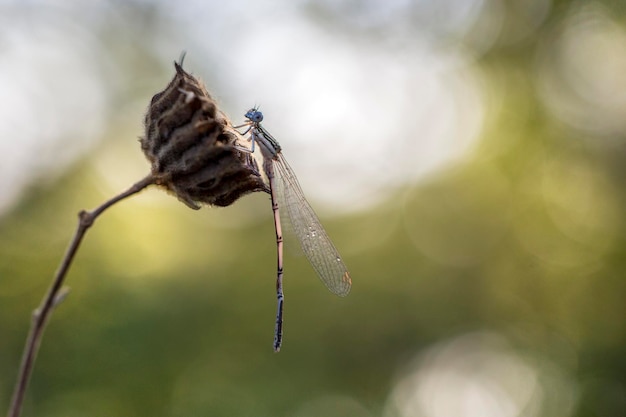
top-left (141, 61), bottom-right (269, 208)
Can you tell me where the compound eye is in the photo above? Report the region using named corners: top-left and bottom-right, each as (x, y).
top-left (252, 112), bottom-right (264, 122)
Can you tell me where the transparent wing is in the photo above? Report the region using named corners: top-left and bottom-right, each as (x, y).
top-left (272, 153), bottom-right (351, 296)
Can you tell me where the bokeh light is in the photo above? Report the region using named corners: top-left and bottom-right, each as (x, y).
top-left (1, 1), bottom-right (624, 416)
top-left (536, 3), bottom-right (626, 138)
top-left (385, 332), bottom-right (577, 417)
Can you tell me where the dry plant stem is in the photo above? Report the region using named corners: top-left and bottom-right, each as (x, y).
top-left (7, 174), bottom-right (155, 417)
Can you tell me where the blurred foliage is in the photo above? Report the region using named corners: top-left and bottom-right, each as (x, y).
top-left (1, 1), bottom-right (625, 417)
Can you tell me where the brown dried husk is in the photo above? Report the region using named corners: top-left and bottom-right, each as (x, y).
top-left (141, 62), bottom-right (268, 208)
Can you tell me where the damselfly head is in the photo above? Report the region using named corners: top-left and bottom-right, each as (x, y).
top-left (141, 59), bottom-right (269, 208)
top-left (245, 108), bottom-right (264, 123)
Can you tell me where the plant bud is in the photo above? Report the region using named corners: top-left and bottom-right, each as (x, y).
top-left (141, 61), bottom-right (268, 209)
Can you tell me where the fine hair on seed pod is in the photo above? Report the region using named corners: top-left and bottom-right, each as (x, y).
top-left (141, 58), bottom-right (269, 208)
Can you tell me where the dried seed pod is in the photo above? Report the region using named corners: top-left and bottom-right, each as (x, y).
top-left (141, 60), bottom-right (269, 208)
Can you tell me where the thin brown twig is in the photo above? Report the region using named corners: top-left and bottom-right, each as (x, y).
top-left (7, 174), bottom-right (156, 417)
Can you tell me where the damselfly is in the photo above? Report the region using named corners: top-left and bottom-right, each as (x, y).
top-left (237, 108), bottom-right (351, 352)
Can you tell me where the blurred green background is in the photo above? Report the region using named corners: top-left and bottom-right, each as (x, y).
top-left (1, 1), bottom-right (625, 416)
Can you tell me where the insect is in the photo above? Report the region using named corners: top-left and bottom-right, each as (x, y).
top-left (237, 109), bottom-right (351, 351)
